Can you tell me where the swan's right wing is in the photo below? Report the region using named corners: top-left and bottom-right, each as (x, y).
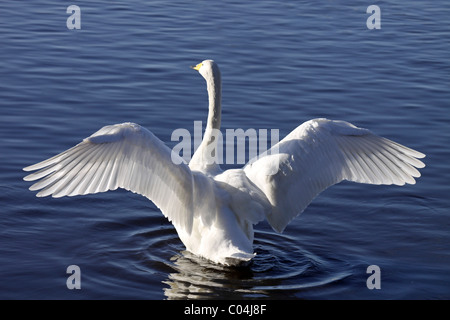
top-left (244, 118), bottom-right (425, 233)
top-left (23, 123), bottom-right (194, 234)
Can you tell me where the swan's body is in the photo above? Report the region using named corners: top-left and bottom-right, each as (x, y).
top-left (23, 60), bottom-right (425, 266)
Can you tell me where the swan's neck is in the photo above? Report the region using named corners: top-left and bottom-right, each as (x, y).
top-left (190, 74), bottom-right (222, 173)
top-left (205, 76), bottom-right (222, 134)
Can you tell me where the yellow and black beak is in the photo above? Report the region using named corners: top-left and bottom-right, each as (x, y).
top-left (190, 62), bottom-right (202, 71)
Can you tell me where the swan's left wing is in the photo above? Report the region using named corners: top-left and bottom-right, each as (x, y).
top-left (23, 123), bottom-right (194, 233)
top-left (244, 118), bottom-right (425, 233)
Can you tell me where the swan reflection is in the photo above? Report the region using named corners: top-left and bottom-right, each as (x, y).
top-left (163, 250), bottom-right (260, 299)
top-left (161, 240), bottom-right (353, 300)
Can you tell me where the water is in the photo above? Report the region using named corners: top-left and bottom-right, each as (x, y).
top-left (1, 1), bottom-right (449, 299)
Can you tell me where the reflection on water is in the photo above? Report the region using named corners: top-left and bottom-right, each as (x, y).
top-left (161, 230), bottom-right (353, 299)
top-left (164, 251), bottom-right (255, 299)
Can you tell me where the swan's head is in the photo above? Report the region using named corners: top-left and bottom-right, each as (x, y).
top-left (191, 59), bottom-right (221, 83)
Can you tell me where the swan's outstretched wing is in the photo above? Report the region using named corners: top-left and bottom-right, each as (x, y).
top-left (244, 118), bottom-right (425, 233)
top-left (23, 122), bottom-right (194, 233)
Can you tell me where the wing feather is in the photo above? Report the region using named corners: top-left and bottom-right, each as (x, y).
top-left (24, 123), bottom-right (194, 233)
top-left (244, 118), bottom-right (425, 233)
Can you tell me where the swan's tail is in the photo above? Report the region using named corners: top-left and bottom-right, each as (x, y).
top-left (224, 252), bottom-right (256, 267)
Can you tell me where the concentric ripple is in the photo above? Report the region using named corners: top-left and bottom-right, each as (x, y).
top-left (132, 223), bottom-right (354, 299)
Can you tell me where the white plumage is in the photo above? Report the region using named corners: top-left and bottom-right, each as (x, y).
top-left (24, 60), bottom-right (425, 266)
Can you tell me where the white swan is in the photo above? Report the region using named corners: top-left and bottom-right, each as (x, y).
top-left (23, 60), bottom-right (425, 266)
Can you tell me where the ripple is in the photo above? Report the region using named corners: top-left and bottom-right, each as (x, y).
top-left (132, 226), bottom-right (353, 299)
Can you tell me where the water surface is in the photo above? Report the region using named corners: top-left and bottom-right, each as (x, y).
top-left (1, 1), bottom-right (449, 299)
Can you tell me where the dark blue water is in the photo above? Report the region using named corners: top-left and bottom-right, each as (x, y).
top-left (1, 1), bottom-right (449, 299)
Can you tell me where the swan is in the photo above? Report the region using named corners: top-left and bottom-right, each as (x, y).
top-left (23, 60), bottom-right (425, 266)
